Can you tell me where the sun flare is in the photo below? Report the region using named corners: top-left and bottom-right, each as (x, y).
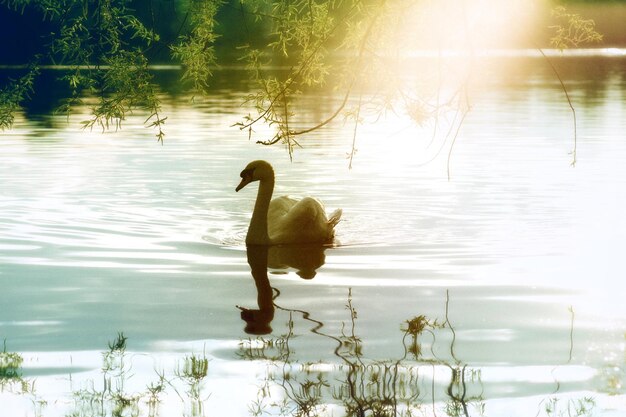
top-left (385, 0), bottom-right (544, 53)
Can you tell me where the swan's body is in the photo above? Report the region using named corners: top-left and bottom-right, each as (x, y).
top-left (236, 160), bottom-right (342, 245)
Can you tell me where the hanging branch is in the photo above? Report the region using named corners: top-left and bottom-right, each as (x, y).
top-left (235, 0), bottom-right (385, 156)
top-left (0, 64), bottom-right (39, 130)
top-left (347, 92), bottom-right (363, 170)
top-left (537, 47), bottom-right (578, 166)
top-left (542, 6), bottom-right (602, 166)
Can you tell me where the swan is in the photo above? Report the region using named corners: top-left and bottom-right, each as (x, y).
top-left (236, 160), bottom-right (342, 245)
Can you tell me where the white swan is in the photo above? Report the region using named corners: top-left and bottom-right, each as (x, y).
top-left (236, 160), bottom-right (342, 245)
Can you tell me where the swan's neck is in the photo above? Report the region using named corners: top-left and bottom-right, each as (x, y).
top-left (246, 177), bottom-right (274, 245)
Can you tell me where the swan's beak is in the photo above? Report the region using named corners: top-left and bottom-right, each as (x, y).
top-left (236, 177), bottom-right (251, 192)
top-left (236, 167), bottom-right (256, 192)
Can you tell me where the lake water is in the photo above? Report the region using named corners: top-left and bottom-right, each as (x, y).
top-left (1, 52), bottom-right (625, 417)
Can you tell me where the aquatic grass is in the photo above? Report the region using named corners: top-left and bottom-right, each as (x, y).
top-left (238, 331), bottom-right (293, 362)
top-left (544, 396), bottom-right (596, 417)
top-left (239, 290), bottom-right (478, 417)
top-left (65, 334), bottom-right (215, 417)
top-left (0, 302), bottom-right (609, 417)
top-left (145, 370), bottom-right (167, 417)
top-left (175, 352), bottom-right (211, 417)
top-left (0, 341), bottom-right (46, 417)
top-left (239, 289), bottom-right (601, 417)
top-left (68, 332), bottom-right (139, 417)
top-left (402, 315), bottom-right (444, 360)
top-left (0, 341), bottom-right (24, 380)
top-left (178, 354), bottom-right (209, 384)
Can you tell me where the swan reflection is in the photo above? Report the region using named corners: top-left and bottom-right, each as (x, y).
top-left (238, 244), bottom-right (328, 334)
top-left (267, 244), bottom-right (326, 279)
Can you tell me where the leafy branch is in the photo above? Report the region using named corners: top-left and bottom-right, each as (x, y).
top-left (83, 50), bottom-right (166, 142)
top-left (234, 0), bottom-right (388, 160)
top-left (550, 6), bottom-right (603, 50)
top-left (0, 0), bottom-right (607, 163)
top-left (542, 6), bottom-right (603, 166)
top-left (2, 0), bottom-right (166, 141)
top-left (171, 0), bottom-right (222, 95)
top-left (0, 65), bottom-right (39, 130)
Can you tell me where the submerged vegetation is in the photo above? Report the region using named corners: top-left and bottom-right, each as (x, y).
top-left (0, 333), bottom-right (213, 417)
top-left (0, 341), bottom-right (24, 380)
top-left (0, 291), bottom-right (618, 416)
top-left (0, 0), bottom-right (603, 167)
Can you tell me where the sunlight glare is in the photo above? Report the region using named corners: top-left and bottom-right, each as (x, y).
top-left (394, 0), bottom-right (544, 52)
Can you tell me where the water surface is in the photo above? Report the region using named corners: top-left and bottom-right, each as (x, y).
top-left (1, 53), bottom-right (625, 416)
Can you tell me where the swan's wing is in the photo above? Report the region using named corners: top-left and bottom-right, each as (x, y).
top-left (268, 195), bottom-right (299, 219)
top-left (269, 196), bottom-right (322, 230)
top-left (268, 196), bottom-right (299, 241)
top-left (268, 196), bottom-right (332, 243)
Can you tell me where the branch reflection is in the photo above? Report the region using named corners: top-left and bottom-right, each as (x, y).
top-left (237, 290), bottom-right (595, 417)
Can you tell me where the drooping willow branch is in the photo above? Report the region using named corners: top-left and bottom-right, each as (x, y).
top-left (540, 6), bottom-right (602, 166)
top-left (537, 47), bottom-right (578, 167)
top-left (235, 0), bottom-right (385, 159)
top-left (0, 0), bottom-right (604, 162)
top-left (1, 0), bottom-right (167, 142)
top-left (0, 64), bottom-right (39, 130)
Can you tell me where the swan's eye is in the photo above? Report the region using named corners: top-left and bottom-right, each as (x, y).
top-left (240, 167), bottom-right (255, 179)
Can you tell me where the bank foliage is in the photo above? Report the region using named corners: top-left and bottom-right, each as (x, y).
top-left (0, 0), bottom-right (603, 153)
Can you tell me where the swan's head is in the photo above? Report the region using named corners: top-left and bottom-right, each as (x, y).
top-left (235, 160), bottom-right (274, 192)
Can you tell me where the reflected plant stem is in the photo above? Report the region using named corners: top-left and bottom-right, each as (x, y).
top-left (419, 326), bottom-right (444, 416)
top-left (443, 290), bottom-right (471, 417)
top-left (568, 305), bottom-right (575, 363)
top-left (432, 363), bottom-right (437, 417)
top-left (444, 290), bottom-right (458, 363)
top-left (265, 288), bottom-right (487, 417)
top-left (446, 89), bottom-right (471, 182)
top-left (414, 87), bottom-right (468, 171)
top-left (272, 293), bottom-right (354, 414)
top-left (426, 44), bottom-right (443, 151)
top-left (273, 288), bottom-right (376, 415)
top-left (447, 4), bottom-right (473, 182)
top-left (535, 305), bottom-right (578, 417)
top-left (344, 288), bottom-right (370, 415)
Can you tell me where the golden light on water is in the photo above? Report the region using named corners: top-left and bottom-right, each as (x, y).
top-left (343, 0), bottom-right (552, 145)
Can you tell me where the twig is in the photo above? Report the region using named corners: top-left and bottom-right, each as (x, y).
top-left (537, 47), bottom-right (578, 166)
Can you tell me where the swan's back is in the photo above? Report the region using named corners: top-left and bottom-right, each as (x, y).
top-left (268, 196), bottom-right (341, 244)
